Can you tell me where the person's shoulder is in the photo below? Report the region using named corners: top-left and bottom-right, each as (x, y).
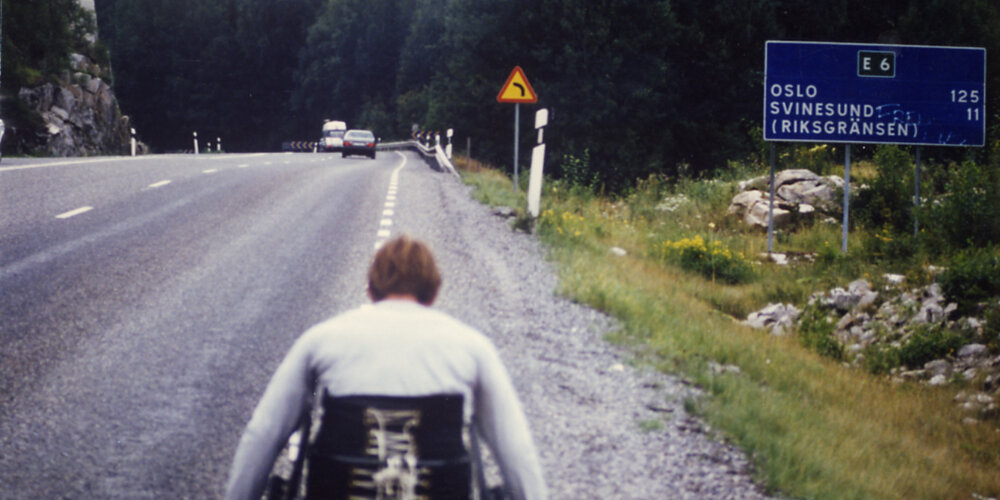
top-left (425, 308), bottom-right (498, 351)
top-left (299, 304), bottom-right (376, 341)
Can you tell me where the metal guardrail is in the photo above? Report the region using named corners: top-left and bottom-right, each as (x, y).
top-left (378, 140), bottom-right (459, 178)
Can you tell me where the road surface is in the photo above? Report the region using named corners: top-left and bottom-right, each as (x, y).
top-left (0, 150), bottom-right (770, 499)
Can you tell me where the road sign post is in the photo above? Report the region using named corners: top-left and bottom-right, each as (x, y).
top-left (497, 66), bottom-right (538, 194)
top-left (763, 41), bottom-right (986, 253)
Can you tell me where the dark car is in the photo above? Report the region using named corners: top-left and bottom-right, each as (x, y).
top-left (341, 129), bottom-right (377, 159)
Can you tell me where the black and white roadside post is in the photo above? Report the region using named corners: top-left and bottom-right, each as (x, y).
top-left (217, 137), bottom-right (222, 153)
top-left (497, 66), bottom-right (538, 194)
top-left (131, 128), bottom-right (137, 156)
top-left (446, 128), bottom-right (454, 159)
top-left (193, 131), bottom-right (199, 155)
top-left (527, 108), bottom-right (548, 219)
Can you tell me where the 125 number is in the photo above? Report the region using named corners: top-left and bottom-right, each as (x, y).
top-left (951, 89), bottom-right (981, 104)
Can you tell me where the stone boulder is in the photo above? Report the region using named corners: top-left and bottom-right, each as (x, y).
top-left (728, 169), bottom-right (844, 229)
top-left (744, 303), bottom-right (801, 336)
top-left (15, 53), bottom-right (134, 157)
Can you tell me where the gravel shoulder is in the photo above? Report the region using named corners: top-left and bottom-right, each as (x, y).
top-left (393, 152), bottom-right (773, 499)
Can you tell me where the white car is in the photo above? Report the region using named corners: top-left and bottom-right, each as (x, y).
top-left (320, 120), bottom-right (346, 152)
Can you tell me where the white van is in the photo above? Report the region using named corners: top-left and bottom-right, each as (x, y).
top-left (319, 120), bottom-right (347, 152)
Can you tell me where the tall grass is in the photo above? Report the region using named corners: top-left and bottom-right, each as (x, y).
top-left (456, 156), bottom-right (1000, 499)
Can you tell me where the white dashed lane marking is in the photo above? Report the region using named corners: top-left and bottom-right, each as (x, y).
top-left (55, 206), bottom-right (94, 219)
top-left (374, 152), bottom-right (408, 250)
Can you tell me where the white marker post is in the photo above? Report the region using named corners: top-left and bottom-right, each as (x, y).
top-left (446, 128), bottom-right (454, 159)
top-left (193, 132), bottom-right (199, 155)
top-left (217, 137), bottom-right (222, 153)
top-left (130, 128), bottom-right (137, 157)
top-left (527, 108), bottom-right (548, 218)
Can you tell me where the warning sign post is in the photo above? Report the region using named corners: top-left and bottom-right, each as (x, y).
top-left (497, 66), bottom-right (539, 193)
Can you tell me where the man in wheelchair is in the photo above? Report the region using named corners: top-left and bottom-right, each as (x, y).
top-left (226, 235), bottom-right (547, 500)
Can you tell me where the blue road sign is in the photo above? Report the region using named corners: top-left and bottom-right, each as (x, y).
top-left (764, 41), bottom-right (986, 146)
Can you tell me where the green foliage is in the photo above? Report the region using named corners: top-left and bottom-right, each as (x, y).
top-left (923, 159), bottom-right (1000, 252)
top-left (938, 247), bottom-right (1000, 315)
top-left (559, 150), bottom-right (598, 191)
top-left (796, 304), bottom-right (844, 361)
top-left (897, 325), bottom-right (966, 369)
top-left (863, 226), bottom-right (916, 261)
top-left (656, 235), bottom-right (755, 284)
top-left (79, 0), bottom-right (1000, 185)
top-left (857, 145), bottom-right (913, 234)
top-left (785, 144), bottom-right (836, 175)
top-left (2, 0), bottom-right (98, 89)
top-left (95, 0), bottom-right (323, 150)
top-left (861, 342), bottom-right (901, 375)
top-left (982, 304), bottom-right (1000, 354)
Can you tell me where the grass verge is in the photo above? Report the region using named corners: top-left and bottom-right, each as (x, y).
top-left (453, 156), bottom-right (1000, 499)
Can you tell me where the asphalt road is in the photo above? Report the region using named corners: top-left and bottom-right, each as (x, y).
top-left (0, 149), bottom-right (770, 499)
top-left (0, 151), bottom-right (403, 498)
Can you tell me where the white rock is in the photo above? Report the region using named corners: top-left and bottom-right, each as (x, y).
top-left (958, 343), bottom-right (987, 358)
top-left (883, 273), bottom-right (905, 285)
top-left (768, 253), bottom-right (789, 265)
top-left (924, 359), bottom-right (951, 377)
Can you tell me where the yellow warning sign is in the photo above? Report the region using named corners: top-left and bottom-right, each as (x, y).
top-left (497, 66), bottom-right (538, 103)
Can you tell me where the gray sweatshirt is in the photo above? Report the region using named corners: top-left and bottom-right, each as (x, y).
top-left (224, 299), bottom-right (547, 500)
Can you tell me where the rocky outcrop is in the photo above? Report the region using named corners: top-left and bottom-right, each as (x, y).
top-left (16, 53), bottom-right (134, 156)
top-left (728, 169), bottom-right (844, 229)
top-left (745, 277), bottom-right (1000, 424)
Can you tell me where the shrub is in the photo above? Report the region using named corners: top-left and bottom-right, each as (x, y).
top-left (897, 325), bottom-right (966, 369)
top-left (862, 343), bottom-right (901, 375)
top-left (538, 209), bottom-right (587, 241)
top-left (560, 149), bottom-right (598, 191)
top-left (856, 145), bottom-right (913, 234)
top-left (863, 225), bottom-right (916, 261)
top-left (797, 304), bottom-right (844, 361)
top-left (938, 247), bottom-right (1000, 315)
top-left (923, 159), bottom-right (1000, 252)
top-left (982, 303), bottom-right (1000, 353)
top-left (786, 143), bottom-right (837, 175)
top-left (657, 235), bottom-right (755, 284)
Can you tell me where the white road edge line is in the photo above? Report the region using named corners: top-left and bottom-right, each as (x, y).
top-left (56, 206), bottom-right (94, 219)
top-left (148, 180), bottom-right (172, 188)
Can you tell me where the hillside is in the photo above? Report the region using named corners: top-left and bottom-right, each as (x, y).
top-left (1, 0), bottom-right (133, 156)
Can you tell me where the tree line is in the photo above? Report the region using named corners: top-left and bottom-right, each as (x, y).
top-left (11, 0), bottom-right (1000, 190)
